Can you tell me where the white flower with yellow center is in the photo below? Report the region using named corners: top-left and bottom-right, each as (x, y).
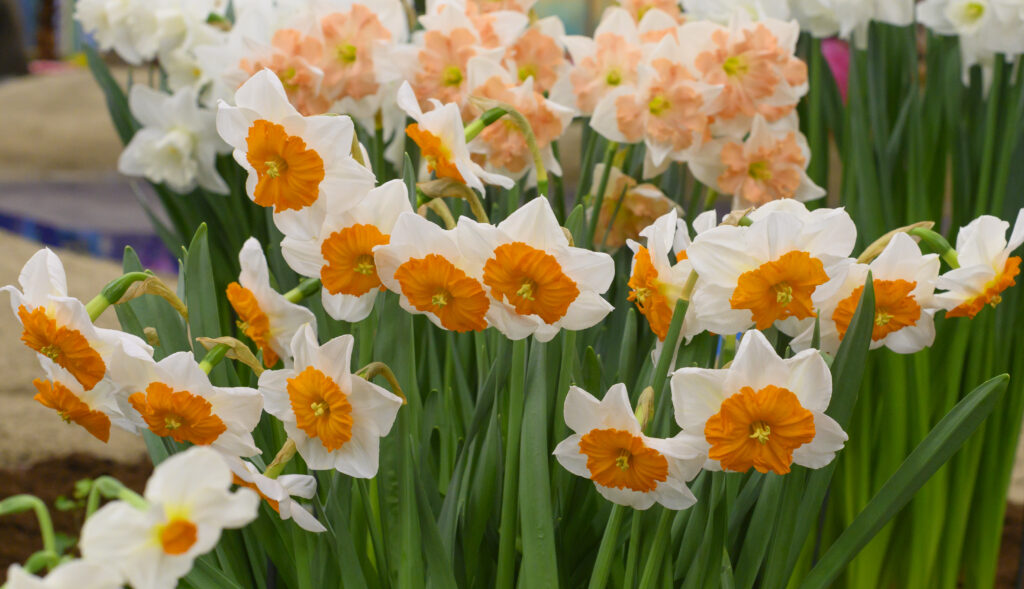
top-left (80, 447), bottom-right (259, 589)
top-left (282, 180), bottom-right (412, 322)
top-left (114, 351), bottom-right (264, 457)
top-left (457, 197), bottom-right (616, 342)
top-left (5, 559), bottom-right (122, 589)
top-left (553, 384), bottom-right (703, 510)
top-left (223, 455), bottom-right (326, 533)
top-left (791, 232), bottom-right (941, 355)
top-left (685, 200), bottom-right (856, 338)
top-left (216, 69), bottom-right (377, 241)
top-left (374, 213), bottom-right (494, 333)
top-left (258, 325), bottom-right (403, 476)
top-left (119, 85), bottom-right (230, 195)
top-left (226, 238), bottom-right (315, 368)
top-left (671, 329), bottom-right (847, 475)
top-left (2, 249), bottom-right (154, 393)
top-left (397, 81), bottom-right (514, 193)
top-left (935, 210), bottom-right (1024, 319)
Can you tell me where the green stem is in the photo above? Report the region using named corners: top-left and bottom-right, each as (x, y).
top-left (198, 343), bottom-right (230, 374)
top-left (85, 271), bottom-right (151, 321)
top-left (284, 277), bottom-right (322, 303)
top-left (0, 495), bottom-right (57, 556)
top-left (637, 509), bottom-right (674, 589)
top-left (623, 511), bottom-right (643, 588)
top-left (496, 339), bottom-right (528, 589)
top-left (908, 227), bottom-right (959, 269)
top-left (973, 57), bottom-right (1005, 218)
top-left (91, 476), bottom-right (148, 510)
top-left (588, 504), bottom-right (626, 589)
top-left (464, 107), bottom-right (509, 142)
top-left (586, 142), bottom-right (618, 247)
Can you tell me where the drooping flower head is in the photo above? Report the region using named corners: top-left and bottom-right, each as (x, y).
top-left (226, 238), bottom-right (316, 368)
top-left (457, 197), bottom-right (616, 341)
top-left (31, 358), bottom-right (139, 443)
top-left (671, 329), bottom-right (847, 475)
top-left (80, 447), bottom-right (259, 589)
top-left (936, 210), bottom-right (1024, 319)
top-left (223, 454), bottom-right (326, 533)
top-left (554, 384), bottom-right (702, 509)
top-left (259, 325), bottom-right (403, 476)
top-left (591, 163), bottom-right (680, 251)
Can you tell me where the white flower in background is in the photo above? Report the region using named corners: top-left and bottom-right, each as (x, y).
top-left (259, 325), bottom-right (403, 477)
top-left (5, 560), bottom-right (122, 589)
top-left (80, 447), bottom-right (259, 589)
top-left (216, 69), bottom-right (376, 241)
top-left (685, 200), bottom-right (856, 338)
top-left (282, 180), bottom-right (412, 323)
top-left (75, 0), bottom-right (161, 64)
top-left (116, 351), bottom-right (263, 457)
top-left (397, 81), bottom-right (514, 192)
top-left (457, 197), bottom-right (616, 342)
top-left (936, 210), bottom-right (1023, 318)
top-left (681, 0), bottom-right (792, 23)
top-left (918, 0), bottom-right (1024, 84)
top-left (791, 0), bottom-right (914, 42)
top-left (226, 239), bottom-right (316, 368)
top-left (374, 213), bottom-right (494, 333)
top-left (118, 85), bottom-right (230, 194)
top-left (792, 232), bottom-right (941, 355)
top-left (553, 384), bottom-right (703, 510)
top-left (223, 455), bottom-right (326, 533)
top-left (689, 115), bottom-right (824, 210)
top-left (2, 249), bottom-right (153, 392)
top-left (671, 329), bottom-right (847, 474)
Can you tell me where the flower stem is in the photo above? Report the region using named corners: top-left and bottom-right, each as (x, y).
top-left (86, 271), bottom-right (151, 321)
top-left (86, 476), bottom-right (148, 514)
top-left (908, 227), bottom-right (959, 269)
top-left (496, 339), bottom-right (528, 589)
top-left (264, 439), bottom-right (297, 479)
top-left (198, 343), bottom-right (230, 374)
top-left (587, 504), bottom-right (626, 589)
top-left (464, 107), bottom-right (509, 142)
top-left (0, 495), bottom-right (57, 557)
top-left (586, 142), bottom-right (618, 247)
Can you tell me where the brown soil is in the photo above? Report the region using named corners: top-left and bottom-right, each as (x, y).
top-left (1001, 504), bottom-right (1024, 588)
top-left (0, 454), bottom-right (151, 582)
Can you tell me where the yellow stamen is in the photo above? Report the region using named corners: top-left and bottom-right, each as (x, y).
top-left (40, 344), bottom-right (61, 360)
top-left (648, 95), bottom-right (670, 116)
top-left (875, 311), bottom-right (893, 326)
top-left (337, 43), bottom-right (357, 64)
top-left (311, 401), bottom-right (328, 417)
top-left (615, 449), bottom-right (631, 471)
top-left (516, 280), bottom-right (536, 301)
top-left (442, 65), bottom-right (463, 87)
top-left (775, 283), bottom-right (793, 305)
top-left (164, 415), bottom-right (182, 431)
top-left (432, 292), bottom-right (449, 308)
top-left (353, 255), bottom-right (375, 276)
top-left (748, 161), bottom-right (772, 181)
top-left (606, 69), bottom-right (622, 86)
top-left (723, 56), bottom-right (748, 77)
top-left (749, 420), bottom-right (771, 444)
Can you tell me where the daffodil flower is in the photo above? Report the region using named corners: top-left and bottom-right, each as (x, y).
top-left (5, 559), bottom-right (122, 589)
top-left (226, 238), bottom-right (316, 367)
top-left (216, 69), bottom-right (377, 241)
top-left (685, 200), bottom-right (857, 338)
top-left (553, 384), bottom-right (703, 510)
top-left (591, 163), bottom-right (681, 251)
top-left (375, 212), bottom-right (493, 333)
top-left (258, 325), bottom-right (403, 477)
top-left (223, 454), bottom-right (326, 533)
top-left (397, 81), bottom-right (514, 193)
top-left (671, 329), bottom-right (847, 475)
top-left (80, 447), bottom-right (259, 589)
top-left (2, 249), bottom-right (153, 392)
top-left (116, 351), bottom-right (264, 457)
top-left (457, 197), bottom-right (616, 341)
top-left (936, 209), bottom-right (1024, 319)
top-left (32, 358), bottom-right (137, 443)
top-left (564, 8), bottom-right (647, 115)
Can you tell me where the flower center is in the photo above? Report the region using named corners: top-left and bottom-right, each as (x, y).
top-left (606, 69), bottom-right (622, 86)
top-left (705, 385), bottom-right (816, 475)
top-left (730, 251), bottom-right (828, 330)
top-left (874, 310), bottom-right (893, 326)
top-left (129, 382), bottom-right (227, 446)
top-left (518, 65), bottom-right (537, 82)
top-left (337, 43), bottom-right (358, 64)
top-left (226, 282), bottom-right (278, 368)
top-left (287, 366), bottom-right (354, 452)
top-left (578, 428), bottom-right (668, 492)
top-left (245, 119), bottom-right (325, 212)
top-left (442, 65), bottom-right (463, 86)
top-left (833, 279), bottom-right (921, 342)
top-left (947, 256), bottom-right (1020, 318)
top-left (648, 95), bottom-right (670, 116)
top-left (32, 379), bottom-right (111, 442)
top-left (321, 224), bottom-right (391, 297)
top-left (627, 246), bottom-right (676, 341)
top-left (723, 55), bottom-right (748, 77)
top-left (748, 160), bottom-right (772, 181)
top-left (159, 518), bottom-right (198, 555)
top-left (353, 255), bottom-right (376, 275)
top-left (18, 305), bottom-right (106, 391)
top-left (40, 344), bottom-right (61, 360)
top-left (405, 124), bottom-right (465, 183)
top-left (394, 254), bottom-right (490, 332)
top-left (483, 242), bottom-right (580, 324)
top-left (963, 1), bottom-right (985, 21)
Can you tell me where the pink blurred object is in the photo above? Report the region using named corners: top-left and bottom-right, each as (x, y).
top-left (28, 60), bottom-right (77, 75)
top-left (821, 38), bottom-right (850, 103)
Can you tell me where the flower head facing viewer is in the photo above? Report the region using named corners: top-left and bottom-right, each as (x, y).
top-left (671, 329), bottom-right (847, 475)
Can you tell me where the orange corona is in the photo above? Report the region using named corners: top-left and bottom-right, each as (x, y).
top-left (578, 428), bottom-right (668, 492)
top-left (226, 283), bottom-right (278, 367)
top-left (833, 279), bottom-right (921, 341)
top-left (704, 385), bottom-right (815, 475)
top-left (287, 366), bottom-right (354, 452)
top-left (245, 119), bottom-right (325, 212)
top-left (18, 305), bottom-right (106, 390)
top-left (406, 124), bottom-right (464, 182)
top-left (730, 250), bottom-right (828, 329)
top-left (32, 379), bottom-right (111, 442)
top-left (627, 246), bottom-right (674, 340)
top-left (129, 382), bottom-right (227, 446)
top-left (321, 224), bottom-right (390, 296)
top-left (947, 256), bottom-right (1021, 319)
top-left (483, 242), bottom-right (579, 324)
top-left (394, 254), bottom-right (490, 332)
top-left (159, 518), bottom-right (198, 555)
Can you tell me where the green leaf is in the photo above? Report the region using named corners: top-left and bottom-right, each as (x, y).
top-left (183, 224), bottom-right (232, 383)
top-left (84, 45), bottom-right (137, 144)
top-left (799, 374), bottom-right (1010, 589)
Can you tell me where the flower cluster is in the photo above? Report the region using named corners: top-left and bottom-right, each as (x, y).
top-left (918, 0), bottom-right (1024, 82)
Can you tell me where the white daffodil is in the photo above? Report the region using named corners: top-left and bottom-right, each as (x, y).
top-left (223, 454), bottom-right (326, 533)
top-left (75, 0), bottom-right (161, 64)
top-left (216, 69), bottom-right (377, 241)
top-left (226, 238), bottom-right (316, 368)
top-left (1, 249), bottom-right (153, 392)
top-left (5, 559), bottom-right (122, 589)
top-left (681, 0), bottom-right (792, 24)
top-left (685, 200), bottom-right (856, 338)
top-left (457, 197), bottom-right (616, 342)
top-left (936, 210), bottom-right (1023, 318)
top-left (689, 115), bottom-right (825, 210)
top-left (671, 329), bottom-right (847, 474)
top-left (375, 213), bottom-right (494, 333)
top-left (792, 232), bottom-right (941, 355)
top-left (80, 447), bottom-right (259, 589)
top-left (258, 325), bottom-right (403, 476)
top-left (790, 0), bottom-right (913, 42)
top-left (397, 81), bottom-right (514, 193)
top-left (31, 358), bottom-right (138, 443)
top-left (114, 351), bottom-right (263, 457)
top-left (281, 180), bottom-right (412, 323)
top-left (118, 85), bottom-right (229, 195)
top-left (553, 384), bottom-right (703, 510)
